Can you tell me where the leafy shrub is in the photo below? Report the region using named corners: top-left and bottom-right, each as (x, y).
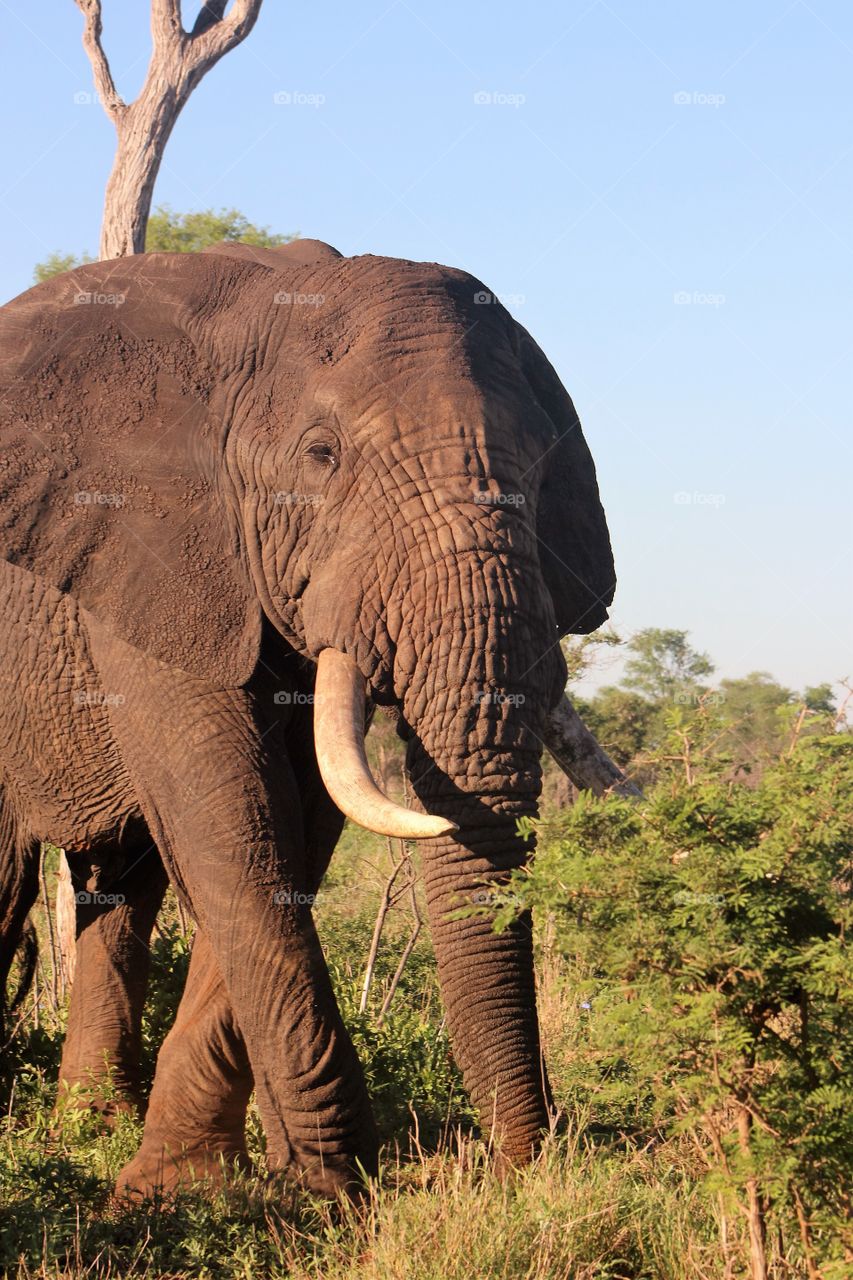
top-left (319, 909), bottom-right (473, 1148)
top-left (504, 725), bottom-right (853, 1277)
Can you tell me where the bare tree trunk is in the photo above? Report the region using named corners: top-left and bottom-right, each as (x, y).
top-left (54, 852), bottom-right (76, 995)
top-left (99, 86), bottom-right (183, 258)
top-left (74, 0), bottom-right (264, 259)
top-left (39, 848), bottom-right (64, 1010)
top-left (737, 1105), bottom-right (768, 1280)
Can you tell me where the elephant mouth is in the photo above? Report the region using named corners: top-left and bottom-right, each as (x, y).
top-left (312, 647), bottom-right (637, 839)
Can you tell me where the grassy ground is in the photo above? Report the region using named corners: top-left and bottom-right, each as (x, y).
top-left (0, 782), bottom-right (833, 1279)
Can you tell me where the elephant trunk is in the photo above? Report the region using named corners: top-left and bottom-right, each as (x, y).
top-left (417, 825), bottom-right (549, 1163)
top-left (395, 549), bottom-right (562, 1165)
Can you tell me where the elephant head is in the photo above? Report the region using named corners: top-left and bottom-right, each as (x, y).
top-left (0, 242), bottom-right (616, 1164)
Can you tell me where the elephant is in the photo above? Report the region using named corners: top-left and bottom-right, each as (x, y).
top-left (0, 236), bottom-right (631, 1198)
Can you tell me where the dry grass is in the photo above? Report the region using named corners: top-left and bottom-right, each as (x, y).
top-left (0, 817), bottom-right (825, 1280)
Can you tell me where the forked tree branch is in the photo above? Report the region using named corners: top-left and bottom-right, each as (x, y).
top-left (73, 0), bottom-right (125, 120)
top-left (191, 0), bottom-right (228, 37)
top-left (187, 0), bottom-right (264, 64)
top-left (72, 0), bottom-right (266, 258)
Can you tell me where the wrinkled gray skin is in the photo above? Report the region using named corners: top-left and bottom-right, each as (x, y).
top-left (0, 239), bottom-right (614, 1196)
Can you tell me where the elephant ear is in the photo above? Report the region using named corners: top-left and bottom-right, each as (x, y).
top-left (0, 254), bottom-right (262, 685)
top-left (517, 327), bottom-right (616, 635)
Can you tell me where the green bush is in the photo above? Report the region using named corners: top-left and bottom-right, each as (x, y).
top-left (321, 911), bottom-right (472, 1148)
top-left (503, 722), bottom-right (853, 1276)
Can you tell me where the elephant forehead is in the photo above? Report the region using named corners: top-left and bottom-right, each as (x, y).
top-left (257, 253), bottom-right (544, 450)
top-left (354, 261), bottom-right (501, 340)
top-left (292, 254), bottom-right (502, 344)
top-left (255, 254), bottom-right (518, 400)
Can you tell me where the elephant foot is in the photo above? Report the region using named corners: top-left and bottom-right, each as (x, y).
top-left (265, 1149), bottom-right (373, 1203)
top-left (115, 1136), bottom-right (252, 1200)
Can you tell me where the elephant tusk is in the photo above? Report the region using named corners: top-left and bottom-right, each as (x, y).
top-left (313, 648), bottom-right (459, 840)
top-left (544, 695), bottom-right (642, 799)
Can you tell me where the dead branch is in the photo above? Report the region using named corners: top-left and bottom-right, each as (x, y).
top-left (359, 843), bottom-right (410, 1015)
top-left (73, 0), bottom-right (265, 257)
top-left (377, 874), bottom-right (422, 1025)
top-left (188, 0), bottom-right (264, 62)
top-left (73, 1), bottom-right (124, 119)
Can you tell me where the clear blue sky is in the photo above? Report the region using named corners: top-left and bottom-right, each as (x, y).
top-left (1, 1), bottom-right (850, 696)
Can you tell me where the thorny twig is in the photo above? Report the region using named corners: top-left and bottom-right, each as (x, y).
top-left (359, 842), bottom-right (411, 1014)
top-left (377, 873), bottom-right (422, 1025)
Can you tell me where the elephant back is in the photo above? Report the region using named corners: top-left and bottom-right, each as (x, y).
top-left (202, 239), bottom-right (343, 269)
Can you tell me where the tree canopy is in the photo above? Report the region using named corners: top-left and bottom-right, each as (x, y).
top-left (33, 206), bottom-right (294, 281)
top-left (559, 627), bottom-right (844, 784)
top-left (143, 206), bottom-right (294, 254)
top-left (622, 627), bottom-right (714, 703)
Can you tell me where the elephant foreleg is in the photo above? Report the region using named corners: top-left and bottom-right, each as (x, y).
top-left (117, 690), bottom-right (347, 1196)
top-left (87, 634), bottom-right (378, 1200)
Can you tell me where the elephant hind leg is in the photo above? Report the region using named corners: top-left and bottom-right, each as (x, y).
top-left (0, 784), bottom-right (40, 1045)
top-left (59, 836), bottom-right (168, 1115)
top-left (115, 928), bottom-right (254, 1199)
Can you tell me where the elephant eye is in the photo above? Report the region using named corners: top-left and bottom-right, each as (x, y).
top-left (305, 441), bottom-right (338, 469)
